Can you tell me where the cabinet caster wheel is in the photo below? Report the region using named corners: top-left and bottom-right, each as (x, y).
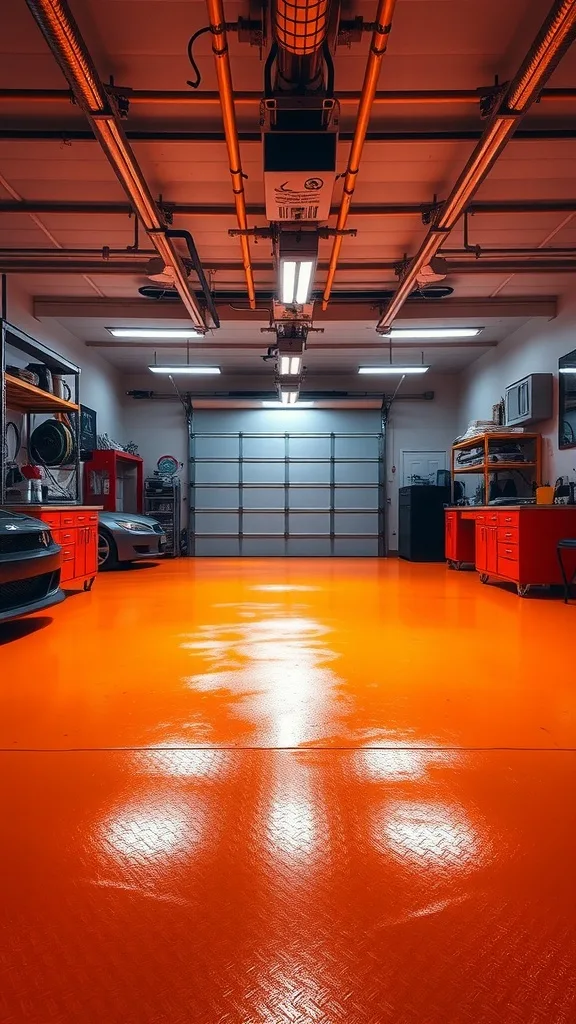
top-left (83, 577), bottom-right (95, 592)
top-left (517, 584), bottom-right (530, 597)
top-left (479, 573), bottom-right (489, 584)
top-left (453, 561), bottom-right (462, 572)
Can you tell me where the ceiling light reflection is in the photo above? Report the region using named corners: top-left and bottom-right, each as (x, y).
top-left (101, 801), bottom-right (202, 863)
top-left (358, 747), bottom-right (456, 782)
top-left (135, 747), bottom-right (230, 779)
top-left (268, 797), bottom-right (317, 858)
top-left (374, 801), bottom-right (481, 871)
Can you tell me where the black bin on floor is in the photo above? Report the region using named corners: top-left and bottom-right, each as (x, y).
top-left (398, 485), bottom-right (450, 561)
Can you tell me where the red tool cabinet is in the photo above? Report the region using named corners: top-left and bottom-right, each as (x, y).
top-left (13, 505), bottom-right (100, 591)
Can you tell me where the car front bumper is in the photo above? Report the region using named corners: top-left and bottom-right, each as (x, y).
top-left (114, 529), bottom-right (168, 562)
top-left (0, 547), bottom-right (64, 623)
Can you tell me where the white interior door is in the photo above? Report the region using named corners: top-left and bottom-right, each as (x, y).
top-left (400, 450), bottom-right (447, 487)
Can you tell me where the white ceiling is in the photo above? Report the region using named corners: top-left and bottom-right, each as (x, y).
top-left (1, 0), bottom-right (575, 382)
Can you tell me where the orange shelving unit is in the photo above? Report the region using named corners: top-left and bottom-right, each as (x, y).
top-left (451, 432), bottom-right (542, 503)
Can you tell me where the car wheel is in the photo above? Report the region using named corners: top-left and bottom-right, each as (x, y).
top-left (98, 528), bottom-right (118, 570)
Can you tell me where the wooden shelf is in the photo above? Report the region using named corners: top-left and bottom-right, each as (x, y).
top-left (455, 461), bottom-right (537, 474)
top-left (5, 373), bottom-right (79, 413)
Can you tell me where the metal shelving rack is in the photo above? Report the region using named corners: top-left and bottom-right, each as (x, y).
top-left (144, 476), bottom-right (181, 556)
top-left (1, 319), bottom-right (81, 505)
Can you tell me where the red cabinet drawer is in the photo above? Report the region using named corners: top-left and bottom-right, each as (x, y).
top-left (41, 513), bottom-right (61, 530)
top-left (88, 513), bottom-right (98, 524)
top-left (61, 513), bottom-right (75, 527)
top-left (475, 514), bottom-right (486, 524)
top-left (498, 555), bottom-right (520, 580)
top-left (498, 511), bottom-right (520, 527)
top-left (497, 527), bottom-right (519, 544)
top-left (487, 513), bottom-right (498, 525)
top-left (498, 542), bottom-right (519, 562)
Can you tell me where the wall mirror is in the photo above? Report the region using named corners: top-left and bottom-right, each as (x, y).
top-left (559, 348), bottom-right (576, 449)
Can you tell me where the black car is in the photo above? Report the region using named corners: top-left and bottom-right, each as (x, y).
top-left (0, 509), bottom-right (64, 623)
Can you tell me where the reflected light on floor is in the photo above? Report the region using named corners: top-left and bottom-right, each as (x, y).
top-left (134, 747), bottom-right (230, 779)
top-left (268, 797), bottom-right (317, 858)
top-left (183, 610), bottom-right (340, 747)
top-left (358, 746), bottom-right (457, 782)
top-left (101, 801), bottom-right (204, 863)
top-left (375, 801), bottom-right (482, 870)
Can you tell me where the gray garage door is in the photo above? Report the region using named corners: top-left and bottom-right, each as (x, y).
top-left (189, 427), bottom-right (384, 556)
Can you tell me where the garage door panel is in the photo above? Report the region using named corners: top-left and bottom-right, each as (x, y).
top-left (198, 486), bottom-right (240, 510)
top-left (195, 537), bottom-right (240, 556)
top-left (243, 461), bottom-right (285, 484)
top-left (242, 537), bottom-right (286, 556)
top-left (243, 487), bottom-right (285, 510)
top-left (334, 435), bottom-right (378, 460)
top-left (289, 436), bottom-right (331, 459)
top-left (289, 512), bottom-right (331, 535)
top-left (195, 512), bottom-right (239, 535)
top-left (334, 537), bottom-right (379, 556)
top-left (289, 461), bottom-right (331, 484)
top-left (244, 512), bottom-right (284, 535)
top-left (196, 462), bottom-right (239, 485)
top-left (335, 487), bottom-right (378, 510)
top-left (335, 512), bottom-right (379, 536)
top-left (195, 435), bottom-right (239, 459)
top-left (287, 537), bottom-right (332, 556)
top-left (335, 461), bottom-right (377, 485)
top-left (289, 487), bottom-right (330, 510)
top-left (243, 435), bottom-right (285, 459)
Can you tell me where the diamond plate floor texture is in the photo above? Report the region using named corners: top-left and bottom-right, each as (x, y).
top-left (0, 558), bottom-right (575, 1023)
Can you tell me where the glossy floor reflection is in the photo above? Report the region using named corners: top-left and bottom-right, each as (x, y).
top-left (0, 559), bottom-right (575, 1023)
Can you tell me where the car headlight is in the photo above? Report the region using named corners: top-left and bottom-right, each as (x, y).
top-left (112, 520), bottom-right (154, 532)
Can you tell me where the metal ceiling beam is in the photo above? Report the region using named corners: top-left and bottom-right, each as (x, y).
top-left (2, 127), bottom-right (576, 142)
top-left (376, 0), bottom-right (576, 331)
top-left (32, 295), bottom-right (557, 320)
top-left (3, 199), bottom-right (576, 217)
top-left (1, 250), bottom-right (574, 275)
top-left (2, 88), bottom-right (576, 106)
top-left (22, 0), bottom-right (208, 329)
top-left (85, 340), bottom-right (498, 350)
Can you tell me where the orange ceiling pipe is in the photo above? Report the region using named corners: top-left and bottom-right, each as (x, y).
top-left (273, 0), bottom-right (330, 56)
top-left (377, 0), bottom-right (576, 332)
top-left (23, 0), bottom-right (207, 329)
top-left (322, 0), bottom-right (397, 310)
top-left (205, 0), bottom-right (256, 309)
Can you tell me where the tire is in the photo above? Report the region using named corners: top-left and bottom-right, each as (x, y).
top-left (98, 528), bottom-right (118, 570)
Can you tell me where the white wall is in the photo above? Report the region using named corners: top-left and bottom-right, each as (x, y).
top-left (385, 374), bottom-right (459, 549)
top-left (459, 297), bottom-right (576, 484)
top-left (4, 279), bottom-right (125, 439)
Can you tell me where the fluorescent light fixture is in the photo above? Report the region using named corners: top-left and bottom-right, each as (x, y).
top-left (279, 355), bottom-right (303, 376)
top-left (262, 401), bottom-right (314, 409)
top-left (148, 365), bottom-right (220, 374)
top-left (280, 388), bottom-right (299, 405)
top-left (559, 367), bottom-right (576, 374)
top-left (281, 260), bottom-right (315, 304)
top-left (109, 328), bottom-right (203, 339)
top-left (384, 328), bottom-right (481, 339)
top-left (295, 261), bottom-right (314, 304)
top-left (281, 261), bottom-right (297, 303)
top-left (358, 366), bottom-right (429, 375)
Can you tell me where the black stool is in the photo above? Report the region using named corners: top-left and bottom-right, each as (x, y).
top-left (557, 539), bottom-right (576, 603)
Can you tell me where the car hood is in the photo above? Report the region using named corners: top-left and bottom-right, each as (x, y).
top-left (99, 511), bottom-right (162, 529)
top-left (0, 508), bottom-right (49, 533)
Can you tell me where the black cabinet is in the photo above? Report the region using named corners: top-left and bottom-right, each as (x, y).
top-left (398, 485), bottom-right (450, 561)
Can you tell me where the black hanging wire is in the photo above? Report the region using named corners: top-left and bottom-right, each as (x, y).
top-left (186, 26), bottom-right (212, 89)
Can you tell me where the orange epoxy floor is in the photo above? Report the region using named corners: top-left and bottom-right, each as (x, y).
top-left (1, 558), bottom-right (575, 1023)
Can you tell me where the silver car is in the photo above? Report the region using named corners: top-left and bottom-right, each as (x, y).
top-left (98, 511), bottom-right (167, 569)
